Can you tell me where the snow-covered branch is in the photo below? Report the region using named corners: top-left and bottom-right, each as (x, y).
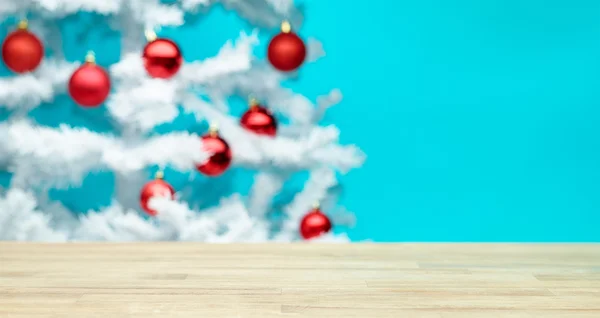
top-left (0, 0), bottom-right (181, 28)
top-left (128, 0), bottom-right (184, 29)
top-left (2, 121), bottom-right (209, 188)
top-left (183, 95), bottom-right (365, 172)
top-left (0, 0), bottom-right (364, 244)
top-left (285, 168), bottom-right (338, 223)
top-left (202, 39), bottom-right (336, 125)
top-left (247, 171), bottom-right (286, 217)
top-left (0, 186), bottom-right (349, 242)
top-left (107, 31), bottom-right (257, 133)
top-left (0, 1), bottom-right (121, 20)
top-left (0, 188), bottom-right (68, 241)
top-left (1, 0), bottom-right (301, 29)
top-left (0, 59), bottom-right (78, 112)
top-left (180, 0), bottom-right (302, 28)
top-left (274, 167), bottom-right (340, 241)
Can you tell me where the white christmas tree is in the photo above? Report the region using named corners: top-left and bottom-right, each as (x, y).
top-left (0, 0), bottom-right (365, 242)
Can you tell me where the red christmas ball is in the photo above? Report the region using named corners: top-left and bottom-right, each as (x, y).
top-left (300, 207), bottom-right (332, 240)
top-left (1, 22), bottom-right (44, 73)
top-left (240, 101), bottom-right (277, 137)
top-left (143, 36), bottom-right (182, 79)
top-left (267, 21), bottom-right (306, 72)
top-left (196, 129), bottom-right (232, 177)
top-left (69, 53), bottom-right (111, 107)
top-left (139, 173), bottom-right (175, 216)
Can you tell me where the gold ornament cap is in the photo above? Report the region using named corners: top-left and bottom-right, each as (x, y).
top-left (145, 29), bottom-right (157, 42)
top-left (249, 97), bottom-right (259, 108)
top-left (17, 20), bottom-right (28, 30)
top-left (281, 21), bottom-right (291, 33)
top-left (312, 202), bottom-right (321, 210)
top-left (85, 51), bottom-right (96, 64)
top-left (208, 123), bottom-right (219, 136)
top-left (154, 170), bottom-right (164, 179)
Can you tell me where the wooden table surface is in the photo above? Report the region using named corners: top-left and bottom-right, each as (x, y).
top-left (0, 243), bottom-right (599, 317)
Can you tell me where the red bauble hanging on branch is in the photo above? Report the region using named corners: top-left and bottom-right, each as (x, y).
top-left (139, 171), bottom-right (175, 216)
top-left (240, 98), bottom-right (277, 137)
top-left (300, 204), bottom-right (332, 240)
top-left (1, 20), bottom-right (44, 74)
top-left (267, 21), bottom-right (306, 72)
top-left (68, 52), bottom-right (111, 107)
top-left (196, 125), bottom-right (233, 177)
top-left (143, 30), bottom-right (183, 79)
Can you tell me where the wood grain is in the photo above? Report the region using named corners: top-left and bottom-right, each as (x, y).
top-left (0, 243), bottom-right (599, 317)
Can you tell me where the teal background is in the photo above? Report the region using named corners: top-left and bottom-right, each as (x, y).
top-left (1, 1), bottom-right (600, 241)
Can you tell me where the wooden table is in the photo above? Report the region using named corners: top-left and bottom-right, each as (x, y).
top-left (1, 243), bottom-right (599, 317)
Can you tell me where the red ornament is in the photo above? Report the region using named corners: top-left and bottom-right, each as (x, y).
top-left (196, 126), bottom-right (232, 177)
top-left (300, 205), bottom-right (332, 240)
top-left (240, 99), bottom-right (277, 137)
top-left (267, 21), bottom-right (306, 72)
top-left (143, 31), bottom-right (182, 79)
top-left (1, 21), bottom-right (44, 74)
top-left (139, 171), bottom-right (175, 216)
top-left (69, 52), bottom-right (111, 107)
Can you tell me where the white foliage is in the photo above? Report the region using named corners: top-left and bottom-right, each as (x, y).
top-left (309, 232), bottom-right (351, 243)
top-left (248, 172), bottom-right (285, 217)
top-left (307, 38), bottom-right (326, 62)
top-left (107, 132), bottom-right (210, 173)
top-left (203, 42), bottom-right (334, 126)
top-left (108, 52), bottom-right (146, 79)
top-left (179, 0), bottom-right (211, 11)
top-left (0, 188), bottom-right (349, 242)
top-left (33, 0), bottom-right (123, 15)
top-left (285, 168), bottom-right (337, 223)
top-left (219, 0), bottom-right (303, 28)
top-left (6, 121), bottom-right (117, 188)
top-left (0, 59), bottom-right (78, 112)
top-left (0, 188), bottom-right (68, 241)
top-left (314, 89), bottom-right (343, 122)
top-left (3, 121), bottom-right (209, 188)
top-left (180, 31), bottom-right (257, 85)
top-left (106, 78), bottom-right (181, 132)
top-left (107, 31), bottom-right (257, 132)
top-left (0, 3), bottom-right (20, 19)
top-left (265, 0), bottom-right (294, 16)
top-left (183, 95), bottom-right (365, 172)
top-left (274, 167), bottom-right (343, 242)
top-left (1, 0), bottom-right (181, 28)
top-left (1, 0), bottom-right (300, 28)
top-left (128, 0), bottom-right (184, 29)
top-left (0, 0), bottom-right (365, 243)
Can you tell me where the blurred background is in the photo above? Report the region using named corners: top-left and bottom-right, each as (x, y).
top-left (1, 0), bottom-right (599, 242)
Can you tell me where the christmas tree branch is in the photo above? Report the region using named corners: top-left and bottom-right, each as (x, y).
top-left (0, 0), bottom-right (299, 29)
top-left (0, 59), bottom-right (78, 112)
top-left (3, 121), bottom-right (209, 188)
top-left (0, 0), bottom-right (363, 244)
top-left (127, 0), bottom-right (185, 30)
top-left (218, 0), bottom-right (303, 29)
top-left (0, 185), bottom-right (349, 242)
top-left (116, 2), bottom-right (146, 55)
top-left (202, 37), bottom-right (336, 126)
top-left (285, 168), bottom-right (337, 222)
top-left (277, 167), bottom-right (356, 243)
top-left (150, 196), bottom-right (267, 242)
top-left (0, 188), bottom-right (68, 241)
top-left (74, 195), bottom-right (267, 242)
top-left (182, 95), bottom-right (365, 172)
top-left (107, 31), bottom-right (257, 133)
top-left (273, 168), bottom-right (348, 242)
top-left (0, 0), bottom-right (182, 27)
top-left (247, 171), bottom-right (286, 217)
